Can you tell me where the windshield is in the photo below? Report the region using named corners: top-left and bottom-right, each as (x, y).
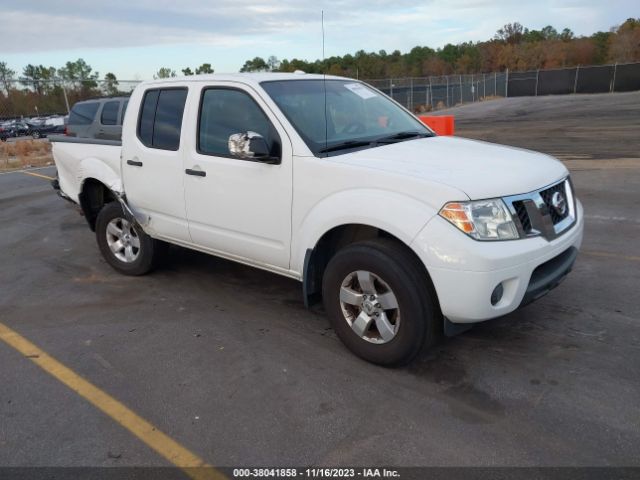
top-left (260, 79), bottom-right (432, 156)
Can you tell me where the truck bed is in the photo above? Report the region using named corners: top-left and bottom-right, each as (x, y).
top-left (50, 136), bottom-right (122, 203)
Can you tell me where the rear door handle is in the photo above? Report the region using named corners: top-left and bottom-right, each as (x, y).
top-left (185, 168), bottom-right (206, 177)
top-left (127, 160), bottom-right (143, 167)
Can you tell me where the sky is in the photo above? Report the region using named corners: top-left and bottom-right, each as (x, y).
top-left (0, 0), bottom-right (637, 80)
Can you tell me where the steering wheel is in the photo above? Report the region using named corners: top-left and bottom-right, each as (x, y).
top-left (343, 122), bottom-right (366, 135)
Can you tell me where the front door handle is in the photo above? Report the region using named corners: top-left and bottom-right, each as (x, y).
top-left (185, 168), bottom-right (206, 177)
top-left (127, 159), bottom-right (143, 167)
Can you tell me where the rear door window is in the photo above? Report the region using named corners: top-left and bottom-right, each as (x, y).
top-left (69, 102), bottom-right (99, 125)
top-left (137, 88), bottom-right (187, 150)
top-left (100, 101), bottom-right (120, 125)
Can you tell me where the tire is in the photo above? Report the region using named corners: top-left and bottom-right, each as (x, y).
top-left (95, 202), bottom-right (160, 276)
top-left (32, 130), bottom-right (41, 139)
top-left (322, 238), bottom-right (441, 366)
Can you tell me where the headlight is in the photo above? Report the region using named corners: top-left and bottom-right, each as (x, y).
top-left (439, 199), bottom-right (519, 240)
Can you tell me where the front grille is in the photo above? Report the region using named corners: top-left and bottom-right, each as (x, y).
top-left (512, 200), bottom-right (532, 233)
top-left (505, 178), bottom-right (575, 241)
top-left (539, 182), bottom-right (570, 225)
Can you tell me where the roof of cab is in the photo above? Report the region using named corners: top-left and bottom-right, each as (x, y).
top-left (140, 72), bottom-right (349, 88)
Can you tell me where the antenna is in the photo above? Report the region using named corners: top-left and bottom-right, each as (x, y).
top-left (321, 10), bottom-right (326, 60)
top-left (322, 10), bottom-right (328, 153)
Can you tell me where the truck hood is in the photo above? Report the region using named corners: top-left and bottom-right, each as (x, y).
top-left (332, 136), bottom-right (568, 199)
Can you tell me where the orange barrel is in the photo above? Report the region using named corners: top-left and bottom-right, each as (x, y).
top-left (418, 115), bottom-right (455, 136)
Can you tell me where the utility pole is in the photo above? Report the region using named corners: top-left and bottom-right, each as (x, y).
top-left (61, 83), bottom-right (70, 114)
top-left (429, 76), bottom-right (433, 110)
top-left (483, 73), bottom-right (486, 99)
top-left (409, 77), bottom-right (413, 111)
top-left (445, 75), bottom-right (449, 107)
top-left (573, 65), bottom-right (579, 94)
top-left (505, 68), bottom-right (509, 97)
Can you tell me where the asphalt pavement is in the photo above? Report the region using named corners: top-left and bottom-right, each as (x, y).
top-left (0, 92), bottom-right (639, 470)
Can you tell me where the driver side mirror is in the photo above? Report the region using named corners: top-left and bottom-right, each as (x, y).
top-left (228, 131), bottom-right (280, 164)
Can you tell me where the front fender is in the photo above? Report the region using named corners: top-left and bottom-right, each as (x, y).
top-left (291, 188), bottom-right (437, 274)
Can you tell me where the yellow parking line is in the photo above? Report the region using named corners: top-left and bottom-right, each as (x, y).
top-left (21, 170), bottom-right (55, 181)
top-left (582, 250), bottom-right (640, 262)
top-left (0, 322), bottom-right (226, 480)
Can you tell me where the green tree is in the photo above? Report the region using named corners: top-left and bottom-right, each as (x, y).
top-left (267, 56), bottom-right (280, 71)
top-left (103, 73), bottom-right (119, 96)
top-left (590, 31), bottom-right (612, 63)
top-left (154, 67), bottom-right (176, 79)
top-left (560, 28), bottom-right (575, 42)
top-left (21, 64), bottom-right (57, 94)
top-left (541, 26), bottom-right (559, 40)
top-left (58, 58), bottom-right (98, 90)
top-left (195, 63), bottom-right (214, 74)
top-left (240, 57), bottom-right (269, 72)
top-left (182, 67), bottom-right (194, 76)
top-left (0, 61), bottom-right (16, 94)
top-left (495, 22), bottom-right (526, 44)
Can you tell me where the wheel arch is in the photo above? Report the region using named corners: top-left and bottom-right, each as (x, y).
top-left (76, 156), bottom-right (123, 231)
top-left (78, 178), bottom-right (118, 231)
top-left (302, 223), bottom-right (439, 310)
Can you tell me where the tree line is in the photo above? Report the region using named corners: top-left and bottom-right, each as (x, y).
top-left (1, 19), bottom-right (638, 117)
top-left (241, 19), bottom-right (640, 78)
top-left (0, 58), bottom-right (126, 117)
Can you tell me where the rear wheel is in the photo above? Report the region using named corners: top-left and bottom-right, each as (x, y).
top-left (95, 202), bottom-right (160, 275)
top-left (322, 239), bottom-right (440, 366)
top-left (32, 130), bottom-right (41, 139)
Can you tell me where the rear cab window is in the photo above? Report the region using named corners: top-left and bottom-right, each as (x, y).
top-left (137, 88), bottom-right (188, 150)
top-left (69, 102), bottom-right (99, 125)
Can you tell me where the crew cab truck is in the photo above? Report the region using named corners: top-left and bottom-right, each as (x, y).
top-left (51, 73), bottom-right (584, 366)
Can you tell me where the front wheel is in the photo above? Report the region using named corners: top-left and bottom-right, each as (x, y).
top-left (32, 130), bottom-right (41, 139)
top-left (322, 239), bottom-right (441, 366)
top-left (95, 202), bottom-right (160, 275)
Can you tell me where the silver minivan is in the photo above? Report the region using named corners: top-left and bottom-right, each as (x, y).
top-left (66, 97), bottom-right (129, 141)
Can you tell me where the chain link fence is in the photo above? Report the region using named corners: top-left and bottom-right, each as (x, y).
top-left (363, 62), bottom-right (640, 112)
top-left (366, 73), bottom-right (508, 112)
top-left (506, 62), bottom-right (640, 97)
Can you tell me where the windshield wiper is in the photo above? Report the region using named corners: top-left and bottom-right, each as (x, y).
top-left (375, 131), bottom-right (433, 144)
top-left (318, 140), bottom-right (374, 154)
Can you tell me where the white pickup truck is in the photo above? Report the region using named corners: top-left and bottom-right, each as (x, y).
top-left (51, 73), bottom-right (583, 365)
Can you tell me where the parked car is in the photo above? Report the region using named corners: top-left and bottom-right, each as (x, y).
top-left (66, 97), bottom-right (129, 140)
top-left (51, 73), bottom-right (583, 365)
top-left (0, 125), bottom-right (9, 141)
top-left (0, 120), bottom-right (29, 138)
top-left (15, 120), bottom-right (30, 136)
top-left (28, 116), bottom-right (65, 138)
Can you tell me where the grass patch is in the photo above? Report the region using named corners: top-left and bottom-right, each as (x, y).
top-left (0, 139), bottom-right (53, 171)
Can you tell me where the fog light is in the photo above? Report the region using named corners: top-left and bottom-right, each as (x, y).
top-left (491, 283), bottom-right (504, 306)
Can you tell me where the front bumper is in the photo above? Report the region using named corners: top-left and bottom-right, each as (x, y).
top-left (411, 200), bottom-right (584, 323)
